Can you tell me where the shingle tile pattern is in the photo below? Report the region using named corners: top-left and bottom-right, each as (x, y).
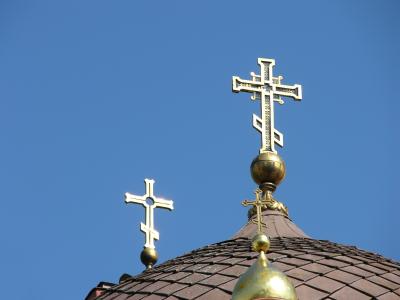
top-left (94, 237), bottom-right (400, 300)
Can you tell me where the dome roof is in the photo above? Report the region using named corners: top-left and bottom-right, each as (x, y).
top-left (87, 210), bottom-right (400, 300)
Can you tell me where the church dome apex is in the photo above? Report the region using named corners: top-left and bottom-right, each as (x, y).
top-left (232, 234), bottom-right (297, 300)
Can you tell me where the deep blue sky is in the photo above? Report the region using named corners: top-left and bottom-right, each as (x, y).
top-left (1, 1), bottom-right (399, 299)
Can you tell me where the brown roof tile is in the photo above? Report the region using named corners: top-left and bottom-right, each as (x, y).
top-left (368, 275), bottom-right (400, 291)
top-left (358, 264), bottom-right (388, 275)
top-left (286, 268), bottom-right (317, 281)
top-left (270, 261), bottom-right (296, 272)
top-left (160, 272), bottom-right (190, 282)
top-left (351, 278), bottom-right (389, 297)
top-left (382, 273), bottom-right (400, 285)
top-left (178, 273), bottom-right (209, 285)
top-left (141, 281), bottom-right (170, 293)
top-left (173, 284), bottom-right (212, 299)
top-left (341, 265), bottom-right (375, 278)
top-left (197, 263), bottom-right (228, 274)
top-left (297, 253), bottom-right (325, 262)
top-left (129, 282), bottom-right (153, 293)
top-left (91, 236), bottom-right (400, 300)
top-left (378, 292), bottom-right (400, 300)
top-left (301, 262), bottom-right (335, 275)
top-left (317, 258), bottom-right (349, 269)
top-left (126, 294), bottom-right (147, 300)
top-left (219, 264), bottom-right (248, 277)
top-left (333, 255), bottom-right (363, 265)
top-left (373, 262), bottom-right (399, 272)
top-left (330, 286), bottom-right (371, 300)
top-left (307, 276), bottom-right (345, 293)
top-left (295, 284), bottom-right (328, 300)
top-left (218, 257), bottom-right (247, 265)
top-left (196, 288), bottom-right (231, 300)
top-left (325, 269), bottom-right (361, 284)
top-left (140, 295), bottom-right (165, 300)
top-left (183, 263), bottom-right (208, 272)
top-left (109, 294), bottom-right (130, 300)
top-left (218, 278), bottom-right (238, 293)
top-left (199, 274), bottom-right (233, 286)
top-left (238, 258), bottom-right (257, 266)
top-left (277, 257), bottom-right (310, 267)
top-left (156, 283), bottom-right (187, 295)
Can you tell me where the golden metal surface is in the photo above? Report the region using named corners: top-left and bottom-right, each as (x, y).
top-left (251, 152), bottom-right (286, 189)
top-left (252, 233), bottom-right (270, 253)
top-left (232, 251), bottom-right (297, 300)
top-left (264, 197), bottom-right (288, 217)
top-left (236, 190), bottom-right (295, 299)
top-left (242, 188), bottom-right (288, 229)
top-left (140, 247), bottom-right (158, 269)
top-left (125, 179), bottom-right (173, 269)
top-left (247, 194), bottom-right (289, 219)
top-left (232, 58), bottom-right (302, 154)
top-left (242, 189), bottom-right (268, 234)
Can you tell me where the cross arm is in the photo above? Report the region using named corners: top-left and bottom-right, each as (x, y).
top-left (232, 76), bottom-right (263, 94)
top-left (274, 83), bottom-right (302, 100)
top-left (242, 199), bottom-right (256, 207)
top-left (124, 192), bottom-right (146, 206)
top-left (154, 197), bottom-right (174, 210)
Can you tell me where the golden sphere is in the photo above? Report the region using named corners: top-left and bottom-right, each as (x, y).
top-left (250, 152), bottom-right (286, 188)
top-left (252, 234), bottom-right (270, 253)
top-left (140, 247), bottom-right (158, 268)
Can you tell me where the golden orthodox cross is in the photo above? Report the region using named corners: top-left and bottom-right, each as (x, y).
top-left (242, 189), bottom-right (269, 233)
top-left (125, 179), bottom-right (173, 249)
top-left (232, 58), bottom-right (302, 153)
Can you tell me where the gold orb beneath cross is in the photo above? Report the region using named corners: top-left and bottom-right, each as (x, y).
top-left (140, 247), bottom-right (158, 269)
top-left (250, 151), bottom-right (286, 190)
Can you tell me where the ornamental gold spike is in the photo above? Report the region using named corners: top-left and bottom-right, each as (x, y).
top-left (235, 192), bottom-right (297, 300)
top-left (232, 58), bottom-right (302, 154)
top-left (125, 179), bottom-right (173, 269)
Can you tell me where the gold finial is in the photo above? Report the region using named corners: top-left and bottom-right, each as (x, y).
top-left (233, 192), bottom-right (297, 300)
top-left (125, 179), bottom-right (174, 269)
top-left (232, 58), bottom-right (299, 300)
top-left (232, 58), bottom-right (302, 154)
top-left (233, 58), bottom-right (302, 214)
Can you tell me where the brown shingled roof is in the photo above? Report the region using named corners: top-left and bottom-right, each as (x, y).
top-left (87, 210), bottom-right (400, 300)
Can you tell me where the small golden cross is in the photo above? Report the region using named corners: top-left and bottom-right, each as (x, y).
top-left (242, 189), bottom-right (269, 234)
top-left (125, 179), bottom-right (173, 249)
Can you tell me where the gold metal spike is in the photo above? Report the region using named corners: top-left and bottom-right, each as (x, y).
top-left (125, 179), bottom-right (173, 269)
top-left (232, 58), bottom-right (302, 154)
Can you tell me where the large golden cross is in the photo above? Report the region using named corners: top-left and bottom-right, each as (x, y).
top-left (125, 179), bottom-right (173, 249)
top-left (242, 189), bottom-right (269, 234)
top-left (232, 58), bottom-right (302, 154)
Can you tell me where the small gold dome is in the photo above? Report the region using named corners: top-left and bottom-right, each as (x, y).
top-left (250, 152), bottom-right (286, 190)
top-left (232, 251), bottom-right (297, 300)
top-left (140, 247), bottom-right (158, 269)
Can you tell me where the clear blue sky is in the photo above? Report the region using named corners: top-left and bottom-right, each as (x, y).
top-left (1, 1), bottom-right (399, 299)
